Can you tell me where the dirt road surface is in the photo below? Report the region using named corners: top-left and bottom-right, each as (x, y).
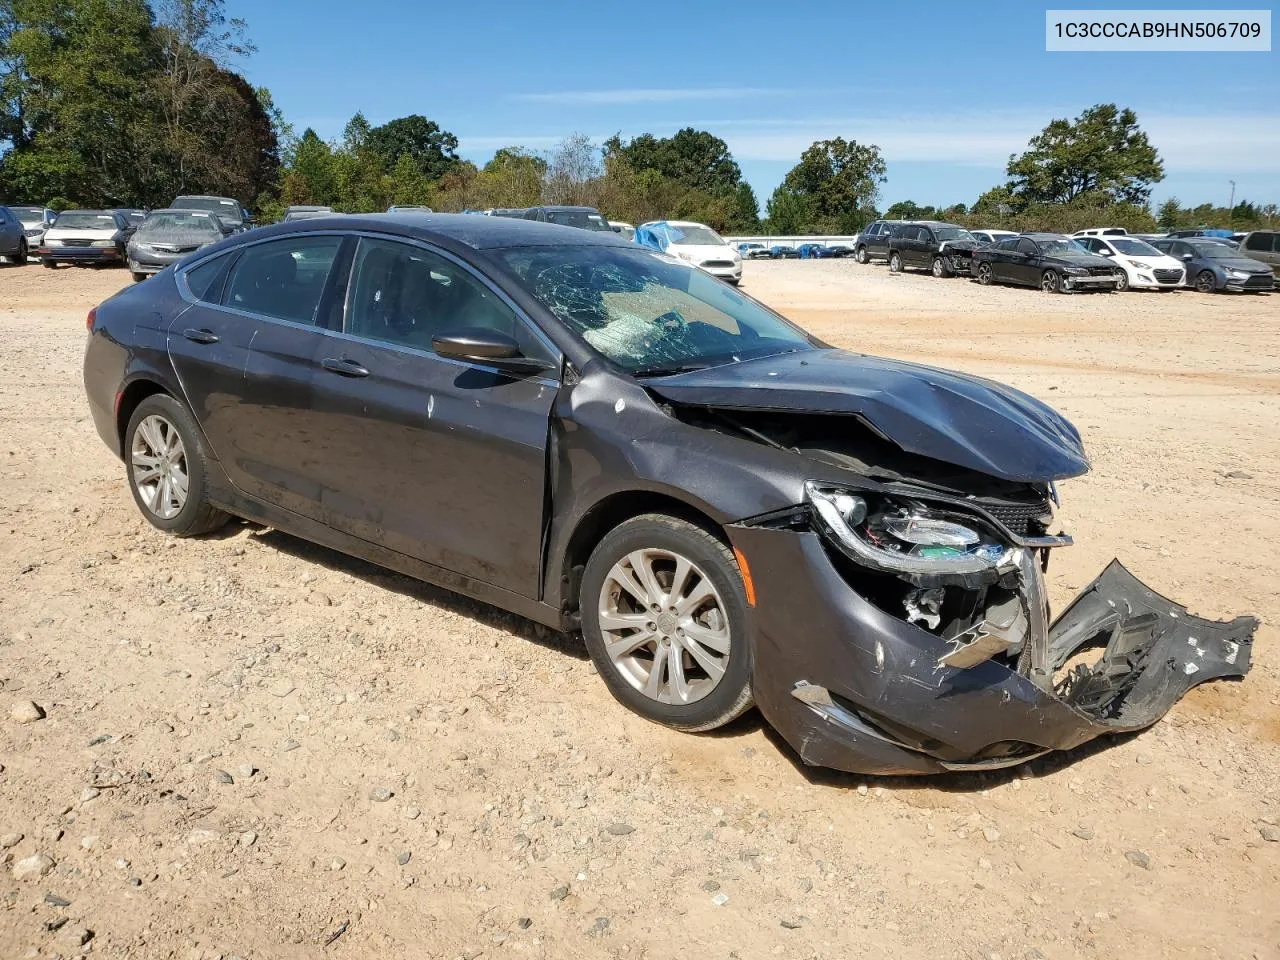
top-left (2, 260), bottom-right (1278, 960)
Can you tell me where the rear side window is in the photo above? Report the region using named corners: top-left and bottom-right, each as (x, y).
top-left (223, 236), bottom-right (343, 325)
top-left (1245, 232), bottom-right (1276, 252)
top-left (185, 254), bottom-right (232, 302)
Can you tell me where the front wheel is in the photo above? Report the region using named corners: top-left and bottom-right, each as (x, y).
top-left (1114, 270), bottom-right (1130, 292)
top-left (975, 262), bottom-right (993, 285)
top-left (888, 251), bottom-right (903, 273)
top-left (1041, 269), bottom-right (1061, 294)
top-left (931, 256), bottom-right (950, 278)
top-left (580, 515), bottom-right (753, 732)
top-left (855, 246), bottom-right (869, 264)
top-left (131, 271), bottom-right (146, 283)
top-left (41, 258), bottom-right (56, 269)
top-left (6, 239), bottom-right (28, 264)
top-left (1195, 270), bottom-right (1217, 293)
top-left (125, 394), bottom-right (230, 537)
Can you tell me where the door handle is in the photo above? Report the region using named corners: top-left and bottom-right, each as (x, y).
top-left (183, 328), bottom-right (219, 344)
top-left (321, 357), bottom-right (370, 378)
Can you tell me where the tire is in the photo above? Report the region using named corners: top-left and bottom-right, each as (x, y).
top-left (5, 239), bottom-right (28, 265)
top-left (931, 256), bottom-right (950, 278)
top-left (124, 394), bottom-right (230, 537)
top-left (888, 251), bottom-right (903, 273)
top-left (580, 514), bottom-right (754, 732)
top-left (41, 258), bottom-right (56, 269)
top-left (855, 245), bottom-right (869, 264)
top-left (1041, 269), bottom-right (1061, 294)
top-left (976, 262), bottom-right (993, 285)
top-left (131, 272), bottom-right (146, 283)
top-left (1195, 270), bottom-right (1217, 293)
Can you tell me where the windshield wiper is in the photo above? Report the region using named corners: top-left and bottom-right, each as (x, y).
top-left (630, 360), bottom-right (715, 379)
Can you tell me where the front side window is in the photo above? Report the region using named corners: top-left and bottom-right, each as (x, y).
top-left (1245, 232), bottom-right (1276, 252)
top-left (497, 244), bottom-right (814, 376)
top-left (346, 238), bottom-right (552, 362)
top-left (222, 236), bottom-right (342, 324)
top-left (1017, 238), bottom-right (1039, 256)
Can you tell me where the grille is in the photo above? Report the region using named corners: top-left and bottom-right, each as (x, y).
top-left (1087, 266), bottom-right (1115, 277)
top-left (980, 499), bottom-right (1052, 537)
top-left (62, 239), bottom-right (93, 247)
top-left (702, 260), bottom-right (734, 268)
top-left (1243, 273), bottom-right (1275, 290)
top-left (1153, 268), bottom-right (1182, 283)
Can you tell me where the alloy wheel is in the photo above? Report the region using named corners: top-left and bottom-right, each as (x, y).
top-left (1196, 270), bottom-right (1216, 293)
top-left (597, 548), bottom-right (731, 705)
top-left (1041, 270), bottom-right (1060, 293)
top-left (131, 414), bottom-right (189, 520)
top-left (931, 257), bottom-right (946, 278)
top-left (976, 262), bottom-right (992, 285)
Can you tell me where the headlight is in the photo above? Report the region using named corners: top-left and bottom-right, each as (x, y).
top-left (91, 239), bottom-right (115, 248)
top-left (1127, 260), bottom-right (1149, 269)
top-left (1065, 266), bottom-right (1087, 275)
top-left (24, 228), bottom-right (43, 238)
top-left (1227, 270), bottom-right (1248, 280)
top-left (805, 483), bottom-right (1011, 575)
top-left (43, 238), bottom-right (62, 247)
top-left (674, 251), bottom-right (694, 262)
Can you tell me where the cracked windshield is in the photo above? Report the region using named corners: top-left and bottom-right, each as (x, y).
top-left (498, 246), bottom-right (814, 375)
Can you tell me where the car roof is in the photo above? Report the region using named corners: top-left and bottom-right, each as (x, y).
top-left (1022, 232), bottom-right (1070, 240)
top-left (175, 195), bottom-right (238, 202)
top-left (530, 205), bottom-right (602, 213)
top-left (55, 209), bottom-right (118, 216)
top-left (219, 212), bottom-right (636, 251)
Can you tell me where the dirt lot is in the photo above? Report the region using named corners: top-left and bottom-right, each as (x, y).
top-left (1, 259), bottom-right (1278, 960)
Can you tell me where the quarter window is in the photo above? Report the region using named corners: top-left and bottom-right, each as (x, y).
top-left (222, 236), bottom-right (342, 324)
top-left (346, 238), bottom-right (553, 363)
top-left (185, 254), bottom-right (232, 303)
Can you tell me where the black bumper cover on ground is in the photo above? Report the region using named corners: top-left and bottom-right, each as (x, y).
top-left (731, 526), bottom-right (1256, 776)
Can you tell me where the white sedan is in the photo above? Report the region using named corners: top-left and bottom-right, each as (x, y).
top-left (1074, 235), bottom-right (1185, 291)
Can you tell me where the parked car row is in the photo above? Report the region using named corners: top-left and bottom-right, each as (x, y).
top-left (848, 218), bottom-right (1275, 294)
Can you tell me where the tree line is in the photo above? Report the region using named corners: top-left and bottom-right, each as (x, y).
top-left (3, 2), bottom-right (1272, 235)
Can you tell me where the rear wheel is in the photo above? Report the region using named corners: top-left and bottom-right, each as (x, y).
top-left (888, 251), bottom-right (903, 273)
top-left (1041, 269), bottom-right (1061, 294)
top-left (976, 262), bottom-right (993, 285)
top-left (580, 514), bottom-right (753, 732)
top-left (931, 256), bottom-right (950, 278)
top-left (125, 394), bottom-right (230, 537)
top-left (855, 245), bottom-right (869, 264)
top-left (1195, 270), bottom-right (1217, 293)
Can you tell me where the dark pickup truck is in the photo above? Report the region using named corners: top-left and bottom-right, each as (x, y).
top-left (886, 221), bottom-right (984, 278)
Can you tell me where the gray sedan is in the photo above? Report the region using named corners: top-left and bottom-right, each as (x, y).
top-left (127, 209), bottom-right (229, 281)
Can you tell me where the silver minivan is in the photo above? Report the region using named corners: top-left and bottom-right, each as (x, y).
top-left (1239, 231), bottom-right (1279, 269)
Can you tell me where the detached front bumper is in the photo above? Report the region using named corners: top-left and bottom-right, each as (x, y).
top-left (1061, 274), bottom-right (1116, 291)
top-left (730, 525), bottom-right (1255, 776)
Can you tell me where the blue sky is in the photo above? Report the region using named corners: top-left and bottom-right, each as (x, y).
top-left (226, 0), bottom-right (1278, 212)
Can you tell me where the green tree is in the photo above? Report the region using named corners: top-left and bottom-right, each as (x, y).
top-left (1005, 104), bottom-right (1163, 206)
top-left (779, 137), bottom-right (885, 233)
top-left (725, 181), bottom-right (759, 232)
top-left (884, 200), bottom-right (937, 220)
top-left (764, 184), bottom-right (814, 234)
top-left (613, 128), bottom-right (742, 196)
top-left (364, 114), bottom-right (460, 181)
top-left (289, 128), bottom-right (336, 204)
top-left (1156, 197), bottom-right (1184, 230)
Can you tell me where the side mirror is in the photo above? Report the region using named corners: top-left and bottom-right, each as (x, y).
top-left (431, 328), bottom-right (553, 375)
top-left (1182, 253), bottom-right (1194, 261)
top-left (612, 225), bottom-right (622, 233)
top-left (1100, 249), bottom-right (1114, 257)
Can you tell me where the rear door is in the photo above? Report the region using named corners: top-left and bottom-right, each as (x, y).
top-left (1014, 238), bottom-right (1041, 285)
top-left (303, 235), bottom-right (561, 598)
top-left (989, 238), bottom-right (1022, 282)
top-left (168, 233), bottom-right (347, 516)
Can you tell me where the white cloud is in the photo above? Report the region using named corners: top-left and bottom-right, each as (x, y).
top-left (513, 87), bottom-right (790, 105)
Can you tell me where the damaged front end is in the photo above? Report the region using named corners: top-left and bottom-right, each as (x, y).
top-left (730, 480), bottom-right (1256, 776)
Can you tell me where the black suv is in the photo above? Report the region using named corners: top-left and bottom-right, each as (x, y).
top-left (853, 220), bottom-right (901, 263)
top-left (886, 221), bottom-right (983, 278)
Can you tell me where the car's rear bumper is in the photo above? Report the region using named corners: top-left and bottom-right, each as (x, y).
top-left (729, 524), bottom-right (1255, 776)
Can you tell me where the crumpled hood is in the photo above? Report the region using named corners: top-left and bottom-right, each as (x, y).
top-left (646, 348), bottom-right (1089, 482)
